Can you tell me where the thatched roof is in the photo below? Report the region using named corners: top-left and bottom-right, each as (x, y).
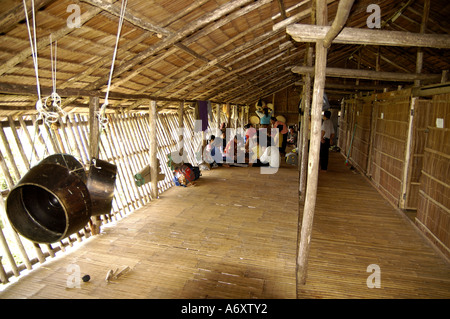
top-left (0, 0), bottom-right (449, 117)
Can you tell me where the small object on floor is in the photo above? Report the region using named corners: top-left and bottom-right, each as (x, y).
top-left (82, 274), bottom-right (90, 282)
top-left (106, 266), bottom-right (131, 283)
top-left (285, 152), bottom-right (298, 165)
top-left (105, 269), bottom-right (114, 282)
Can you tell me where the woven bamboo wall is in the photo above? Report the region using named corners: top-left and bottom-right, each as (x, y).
top-left (346, 98), bottom-right (372, 173)
top-left (416, 93), bottom-right (450, 259)
top-left (370, 90), bottom-right (411, 207)
top-left (0, 111), bottom-right (200, 285)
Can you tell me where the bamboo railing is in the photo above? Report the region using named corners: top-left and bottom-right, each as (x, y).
top-left (0, 110), bottom-right (200, 285)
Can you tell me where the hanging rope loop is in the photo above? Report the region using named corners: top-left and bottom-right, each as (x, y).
top-left (97, 102), bottom-right (109, 129)
top-left (99, 0), bottom-right (128, 131)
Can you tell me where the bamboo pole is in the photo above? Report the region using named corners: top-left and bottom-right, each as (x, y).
top-left (400, 97), bottom-right (417, 209)
top-left (0, 224), bottom-right (19, 276)
top-left (149, 100), bottom-right (159, 199)
top-left (89, 96), bottom-right (100, 159)
top-left (297, 0), bottom-right (328, 286)
top-left (0, 169), bottom-right (32, 272)
top-left (0, 123), bottom-right (21, 181)
top-left (178, 101), bottom-right (185, 160)
top-left (62, 115), bottom-right (83, 161)
top-left (0, 256), bottom-right (8, 284)
top-left (18, 116), bottom-right (39, 165)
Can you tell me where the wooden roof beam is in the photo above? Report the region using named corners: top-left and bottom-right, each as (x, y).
top-left (286, 24), bottom-right (450, 49)
top-left (290, 65), bottom-right (441, 82)
top-left (0, 0), bottom-right (56, 34)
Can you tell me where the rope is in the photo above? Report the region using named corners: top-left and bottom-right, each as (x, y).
top-left (23, 1), bottom-right (66, 126)
top-left (23, 0), bottom-right (41, 103)
top-left (98, 0), bottom-right (128, 129)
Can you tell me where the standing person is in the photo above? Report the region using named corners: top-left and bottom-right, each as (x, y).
top-left (320, 110), bottom-right (335, 172)
top-left (271, 117), bottom-right (288, 155)
top-left (256, 106), bottom-right (273, 125)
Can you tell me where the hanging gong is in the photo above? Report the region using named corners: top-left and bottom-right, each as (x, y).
top-left (86, 158), bottom-right (117, 216)
top-left (6, 162), bottom-right (92, 243)
top-left (39, 153), bottom-right (87, 182)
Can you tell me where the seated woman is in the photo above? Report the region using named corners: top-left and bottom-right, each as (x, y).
top-left (287, 126), bottom-right (298, 146)
top-left (224, 135), bottom-right (247, 167)
top-left (248, 131), bottom-right (270, 167)
top-left (205, 135), bottom-right (223, 167)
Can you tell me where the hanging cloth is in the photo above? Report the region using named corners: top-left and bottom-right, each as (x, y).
top-left (207, 101), bottom-right (213, 122)
top-left (197, 100), bottom-right (209, 131)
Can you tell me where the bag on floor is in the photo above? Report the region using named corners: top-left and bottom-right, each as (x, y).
top-left (285, 152), bottom-right (298, 165)
top-left (176, 164), bottom-right (196, 182)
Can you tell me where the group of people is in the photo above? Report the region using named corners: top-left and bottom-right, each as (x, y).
top-left (204, 120), bottom-right (290, 169)
top-left (204, 105), bottom-right (335, 172)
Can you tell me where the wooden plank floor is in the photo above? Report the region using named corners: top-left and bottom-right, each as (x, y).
top-left (1, 151), bottom-right (449, 299)
top-left (297, 152), bottom-right (450, 299)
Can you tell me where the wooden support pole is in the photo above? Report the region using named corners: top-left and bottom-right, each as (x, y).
top-left (226, 103), bottom-right (231, 129)
top-left (323, 0), bottom-right (355, 48)
top-left (286, 24), bottom-right (450, 49)
top-left (178, 101), bottom-right (184, 159)
top-left (414, 0), bottom-right (430, 87)
top-left (216, 103), bottom-right (221, 132)
top-left (149, 100), bottom-right (158, 200)
top-left (400, 97), bottom-right (417, 209)
top-left (299, 45), bottom-right (313, 200)
top-left (89, 96), bottom-right (100, 159)
top-left (297, 0), bottom-right (328, 286)
top-left (88, 97), bottom-right (102, 235)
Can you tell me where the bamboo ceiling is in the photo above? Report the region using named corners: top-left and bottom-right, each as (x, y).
top-left (0, 0), bottom-right (449, 117)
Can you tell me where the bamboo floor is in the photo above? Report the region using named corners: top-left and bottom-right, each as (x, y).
top-left (1, 151), bottom-right (449, 299)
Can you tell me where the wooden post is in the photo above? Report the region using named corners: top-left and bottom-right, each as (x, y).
top-left (297, 0), bottom-right (330, 286)
top-left (366, 100), bottom-right (378, 177)
top-left (88, 96), bottom-right (102, 235)
top-left (299, 0), bottom-right (316, 201)
top-left (299, 45), bottom-right (313, 200)
top-left (414, 0), bottom-right (430, 87)
top-left (400, 97), bottom-right (417, 209)
top-left (178, 101), bottom-right (184, 160)
top-left (89, 96), bottom-right (100, 159)
top-left (216, 103), bottom-right (221, 132)
top-left (226, 103), bottom-right (231, 129)
top-left (149, 100), bottom-right (158, 200)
